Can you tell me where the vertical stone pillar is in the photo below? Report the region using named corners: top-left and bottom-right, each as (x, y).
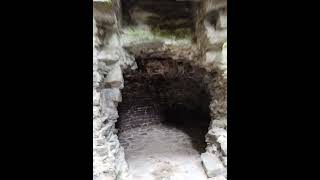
top-left (93, 1), bottom-right (130, 180)
top-left (196, 0), bottom-right (227, 179)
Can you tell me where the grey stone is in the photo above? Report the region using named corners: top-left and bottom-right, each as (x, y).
top-left (93, 71), bottom-right (101, 83)
top-left (206, 127), bottom-right (226, 144)
top-left (93, 106), bottom-right (100, 118)
top-left (206, 28), bottom-right (227, 46)
top-left (201, 152), bottom-right (226, 178)
top-left (211, 119), bottom-right (227, 129)
top-left (102, 88), bottom-right (122, 102)
top-left (217, 10), bottom-right (227, 29)
top-left (206, 144), bottom-right (218, 154)
top-left (218, 136), bottom-right (227, 156)
top-left (93, 1), bottom-right (114, 24)
top-left (93, 89), bottom-right (100, 106)
top-left (93, 118), bottom-right (103, 131)
top-left (101, 106), bottom-right (119, 120)
top-left (208, 175), bottom-right (227, 180)
top-left (98, 62), bottom-right (109, 74)
top-left (222, 156), bottom-right (227, 167)
top-left (205, 0), bottom-right (227, 14)
top-left (105, 65), bottom-right (124, 89)
top-left (205, 51), bottom-right (222, 66)
top-left (97, 49), bottom-right (120, 65)
top-left (99, 122), bottom-right (114, 137)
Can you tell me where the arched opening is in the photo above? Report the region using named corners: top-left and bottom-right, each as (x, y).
top-left (116, 57), bottom-right (213, 180)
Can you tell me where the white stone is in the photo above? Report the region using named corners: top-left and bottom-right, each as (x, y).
top-left (201, 152), bottom-right (226, 178)
top-left (93, 118), bottom-right (103, 131)
top-left (208, 175), bottom-right (227, 180)
top-left (93, 89), bottom-right (100, 106)
top-left (105, 65), bottom-right (124, 89)
top-left (218, 136), bottom-right (227, 156)
top-left (93, 106), bottom-right (100, 118)
top-left (93, 71), bottom-right (101, 83)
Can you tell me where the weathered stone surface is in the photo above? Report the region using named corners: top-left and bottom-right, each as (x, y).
top-left (206, 143), bottom-right (218, 154)
top-left (211, 119), bottom-right (227, 129)
top-left (105, 65), bottom-right (124, 89)
top-left (97, 48), bottom-right (120, 65)
top-left (93, 71), bottom-right (101, 83)
top-left (101, 106), bottom-right (119, 120)
top-left (208, 175), bottom-right (227, 180)
top-left (204, 0), bottom-right (227, 14)
top-left (218, 136), bottom-right (227, 156)
top-left (102, 88), bottom-right (122, 102)
top-left (201, 152), bottom-right (226, 178)
top-left (222, 156), bottom-right (227, 167)
top-left (217, 9), bottom-right (227, 29)
top-left (99, 122), bottom-right (114, 137)
top-left (93, 106), bottom-right (100, 118)
top-left (205, 51), bottom-right (222, 67)
top-left (93, 1), bottom-right (114, 23)
top-left (93, 89), bottom-right (100, 106)
top-left (206, 127), bottom-right (227, 144)
top-left (206, 27), bottom-right (227, 47)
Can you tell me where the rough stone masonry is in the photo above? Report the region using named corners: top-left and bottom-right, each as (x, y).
top-left (93, 0), bottom-right (227, 179)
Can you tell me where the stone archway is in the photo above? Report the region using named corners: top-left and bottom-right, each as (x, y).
top-left (93, 0), bottom-right (227, 179)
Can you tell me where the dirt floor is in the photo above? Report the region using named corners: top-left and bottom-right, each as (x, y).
top-left (118, 124), bottom-right (209, 180)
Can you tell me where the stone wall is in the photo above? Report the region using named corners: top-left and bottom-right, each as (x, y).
top-left (93, 1), bottom-right (136, 180)
top-left (195, 0), bottom-right (227, 179)
top-left (93, 0), bottom-right (227, 179)
top-left (117, 90), bottom-right (162, 132)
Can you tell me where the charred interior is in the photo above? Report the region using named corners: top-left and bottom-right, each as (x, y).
top-left (117, 58), bottom-right (211, 134)
top-left (116, 58), bottom-right (214, 179)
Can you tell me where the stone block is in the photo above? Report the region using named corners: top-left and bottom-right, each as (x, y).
top-left (206, 127), bottom-right (227, 144)
top-left (102, 88), bottom-right (122, 102)
top-left (93, 71), bottom-right (101, 83)
top-left (97, 48), bottom-right (121, 65)
top-left (93, 106), bottom-right (100, 118)
top-left (208, 175), bottom-right (227, 180)
top-left (217, 10), bottom-right (227, 29)
top-left (206, 28), bottom-right (227, 47)
top-left (218, 136), bottom-right (227, 156)
top-left (93, 1), bottom-right (114, 23)
top-left (205, 0), bottom-right (227, 14)
top-left (101, 106), bottom-right (119, 120)
top-left (211, 119), bottom-right (227, 129)
top-left (205, 51), bottom-right (222, 66)
top-left (93, 89), bottom-right (100, 106)
top-left (201, 152), bottom-right (226, 178)
top-left (105, 65), bottom-right (124, 89)
top-left (222, 156), bottom-right (227, 167)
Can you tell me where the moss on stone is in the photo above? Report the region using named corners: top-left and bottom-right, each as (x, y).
top-left (151, 27), bottom-right (192, 40)
top-left (121, 26), bottom-right (193, 46)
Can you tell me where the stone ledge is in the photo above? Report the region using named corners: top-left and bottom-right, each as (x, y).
top-left (201, 152), bottom-right (226, 178)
